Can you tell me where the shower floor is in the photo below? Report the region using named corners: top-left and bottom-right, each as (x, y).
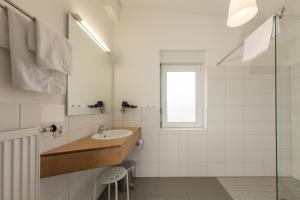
top-left (218, 177), bottom-right (276, 200)
top-left (99, 177), bottom-right (300, 200)
top-left (218, 177), bottom-right (300, 200)
top-left (99, 177), bottom-right (233, 200)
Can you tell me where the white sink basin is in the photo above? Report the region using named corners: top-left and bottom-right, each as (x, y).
top-left (91, 129), bottom-right (133, 140)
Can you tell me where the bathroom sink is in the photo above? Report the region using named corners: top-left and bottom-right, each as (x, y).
top-left (91, 129), bottom-right (133, 140)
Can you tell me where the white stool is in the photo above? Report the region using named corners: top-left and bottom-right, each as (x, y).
top-left (94, 167), bottom-right (129, 200)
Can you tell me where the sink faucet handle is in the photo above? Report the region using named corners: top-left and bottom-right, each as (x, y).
top-left (98, 125), bottom-right (105, 134)
top-left (97, 125), bottom-right (110, 134)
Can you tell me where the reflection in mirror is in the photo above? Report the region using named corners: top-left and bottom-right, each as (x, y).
top-left (67, 13), bottom-right (113, 116)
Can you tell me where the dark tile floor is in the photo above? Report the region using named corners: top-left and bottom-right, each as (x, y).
top-left (99, 177), bottom-right (233, 200)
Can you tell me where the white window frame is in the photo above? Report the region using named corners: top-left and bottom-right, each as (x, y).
top-left (161, 64), bottom-right (207, 129)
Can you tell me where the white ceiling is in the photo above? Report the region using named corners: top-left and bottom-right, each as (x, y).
top-left (120, 0), bottom-right (299, 21)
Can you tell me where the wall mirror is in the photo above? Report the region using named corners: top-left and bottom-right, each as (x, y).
top-left (67, 13), bottom-right (113, 116)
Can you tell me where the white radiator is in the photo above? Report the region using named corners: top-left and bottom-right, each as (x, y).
top-left (0, 128), bottom-right (40, 200)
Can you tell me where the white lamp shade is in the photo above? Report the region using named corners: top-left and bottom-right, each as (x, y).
top-left (227, 0), bottom-right (258, 27)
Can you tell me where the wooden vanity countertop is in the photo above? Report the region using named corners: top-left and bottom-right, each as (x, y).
top-left (40, 127), bottom-right (141, 178)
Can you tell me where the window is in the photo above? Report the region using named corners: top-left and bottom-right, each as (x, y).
top-left (161, 64), bottom-right (207, 129)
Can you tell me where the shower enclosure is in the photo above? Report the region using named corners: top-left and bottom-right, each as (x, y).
top-left (276, 15), bottom-right (300, 200)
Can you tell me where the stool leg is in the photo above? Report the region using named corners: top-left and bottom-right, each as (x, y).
top-left (108, 184), bottom-right (111, 200)
top-left (115, 182), bottom-right (118, 200)
top-left (126, 172), bottom-right (129, 200)
top-left (93, 182), bottom-right (97, 200)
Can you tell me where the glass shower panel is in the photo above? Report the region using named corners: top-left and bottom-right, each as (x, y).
top-left (276, 16), bottom-right (300, 200)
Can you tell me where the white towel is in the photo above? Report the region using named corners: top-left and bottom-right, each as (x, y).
top-left (243, 16), bottom-right (275, 62)
top-left (0, 9), bottom-right (9, 49)
top-left (27, 19), bottom-right (72, 75)
top-left (7, 8), bottom-right (66, 94)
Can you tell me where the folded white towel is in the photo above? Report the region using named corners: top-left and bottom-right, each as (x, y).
top-left (27, 19), bottom-right (72, 75)
top-left (27, 20), bottom-right (36, 51)
top-left (0, 9), bottom-right (9, 49)
top-left (7, 8), bottom-right (66, 94)
top-left (243, 16), bottom-right (275, 62)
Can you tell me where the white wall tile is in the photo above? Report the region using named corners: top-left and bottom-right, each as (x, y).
top-left (69, 115), bottom-right (94, 131)
top-left (207, 66), bottom-right (226, 80)
top-left (142, 134), bottom-right (159, 149)
top-left (244, 149), bottom-right (264, 162)
top-left (189, 135), bottom-right (207, 149)
top-left (226, 121), bottom-right (244, 134)
top-left (189, 163), bottom-right (207, 177)
top-left (208, 107), bottom-right (225, 121)
top-left (136, 149), bottom-right (160, 162)
top-left (208, 135), bottom-right (226, 148)
top-left (120, 108), bottom-right (142, 121)
top-left (226, 163), bottom-right (244, 176)
top-left (142, 107), bottom-right (160, 121)
top-left (207, 163), bottom-right (226, 176)
top-left (244, 107), bottom-right (262, 121)
top-left (179, 150), bottom-right (189, 162)
top-left (40, 175), bottom-right (69, 200)
top-left (20, 103), bottom-right (41, 128)
top-left (136, 162), bottom-right (159, 177)
top-left (227, 94), bottom-right (245, 106)
top-left (244, 163), bottom-right (263, 176)
top-left (160, 149), bottom-right (178, 162)
top-left (244, 66), bottom-right (262, 80)
top-left (52, 190), bottom-right (68, 200)
top-left (226, 149), bottom-right (244, 162)
top-left (208, 149), bottom-right (226, 162)
top-left (178, 134), bottom-right (189, 149)
top-left (69, 171), bottom-right (94, 200)
top-left (245, 80), bottom-right (262, 93)
top-left (41, 104), bottom-right (65, 123)
top-left (121, 120), bottom-right (142, 127)
top-left (142, 121), bottom-right (160, 134)
top-left (40, 134), bottom-right (69, 153)
top-left (160, 163), bottom-right (178, 177)
top-left (227, 80), bottom-right (244, 93)
top-left (207, 121), bottom-right (226, 134)
top-left (226, 66), bottom-right (244, 80)
top-left (226, 135), bottom-right (243, 149)
top-left (0, 102), bottom-right (19, 132)
top-left (226, 106), bottom-right (244, 121)
top-left (178, 163), bottom-right (189, 177)
top-left (244, 134), bottom-right (263, 149)
top-left (189, 149), bottom-right (207, 162)
top-left (208, 80), bottom-right (226, 93)
top-left (243, 121), bottom-right (261, 135)
top-left (160, 134), bottom-right (178, 149)
top-left (263, 162), bottom-right (276, 176)
top-left (69, 127), bottom-right (93, 143)
top-left (208, 94), bottom-right (227, 106)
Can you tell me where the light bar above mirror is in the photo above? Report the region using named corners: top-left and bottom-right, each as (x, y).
top-left (70, 12), bottom-right (111, 54)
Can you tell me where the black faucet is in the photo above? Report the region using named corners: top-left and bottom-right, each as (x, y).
top-left (121, 101), bottom-right (137, 113)
top-left (88, 101), bottom-right (105, 113)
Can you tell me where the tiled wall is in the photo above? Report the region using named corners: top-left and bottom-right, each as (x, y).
top-left (291, 62), bottom-right (300, 180)
top-left (277, 65), bottom-right (292, 177)
top-left (114, 65), bottom-right (277, 177)
top-left (0, 102), bottom-right (113, 200)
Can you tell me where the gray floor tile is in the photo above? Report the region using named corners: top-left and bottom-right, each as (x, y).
top-left (99, 177), bottom-right (233, 200)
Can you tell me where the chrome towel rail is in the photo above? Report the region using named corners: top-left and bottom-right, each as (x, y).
top-left (0, 0), bottom-right (35, 21)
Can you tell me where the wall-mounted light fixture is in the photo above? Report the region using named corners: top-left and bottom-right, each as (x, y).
top-left (70, 13), bottom-right (111, 54)
top-left (227, 0), bottom-right (258, 27)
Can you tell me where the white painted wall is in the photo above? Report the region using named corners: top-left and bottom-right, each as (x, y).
top-left (113, 7), bottom-right (276, 177)
top-left (0, 0), bottom-right (114, 199)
